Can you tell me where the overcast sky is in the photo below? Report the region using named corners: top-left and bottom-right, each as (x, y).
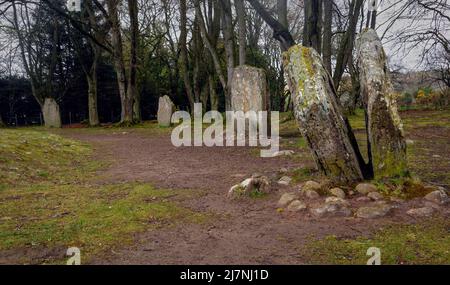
top-left (376, 0), bottom-right (449, 71)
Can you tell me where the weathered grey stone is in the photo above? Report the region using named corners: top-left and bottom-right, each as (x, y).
top-left (325, 197), bottom-right (350, 206)
top-left (330, 188), bottom-right (346, 199)
top-left (407, 207), bottom-right (435, 218)
top-left (278, 193), bottom-right (298, 207)
top-left (356, 204), bottom-right (393, 219)
top-left (278, 176), bottom-right (292, 186)
top-left (279, 167), bottom-right (289, 174)
top-left (231, 65), bottom-right (269, 113)
top-left (304, 190), bottom-right (320, 200)
top-left (302, 181), bottom-right (321, 192)
top-left (355, 183), bottom-right (378, 195)
top-left (368, 192), bottom-right (384, 201)
top-left (287, 200), bottom-right (307, 212)
top-left (228, 174), bottom-right (271, 199)
top-left (157, 95), bottom-right (175, 127)
top-left (42, 98), bottom-right (61, 128)
top-left (424, 189), bottom-right (449, 205)
top-left (310, 203), bottom-right (352, 218)
top-left (357, 29), bottom-right (407, 178)
top-left (283, 45), bottom-right (364, 183)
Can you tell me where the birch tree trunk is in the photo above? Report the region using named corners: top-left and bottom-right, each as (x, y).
top-left (357, 29), bottom-right (407, 178)
top-left (284, 45), bottom-right (367, 183)
top-left (106, 0), bottom-right (134, 124)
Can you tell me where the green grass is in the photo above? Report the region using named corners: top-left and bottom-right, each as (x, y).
top-left (303, 218), bottom-right (450, 265)
top-left (0, 183), bottom-right (207, 257)
top-left (0, 128), bottom-right (209, 264)
top-left (0, 129), bottom-right (96, 186)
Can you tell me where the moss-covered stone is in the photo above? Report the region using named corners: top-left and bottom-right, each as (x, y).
top-left (283, 45), bottom-right (365, 183)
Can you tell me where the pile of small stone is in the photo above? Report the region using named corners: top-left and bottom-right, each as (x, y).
top-left (274, 179), bottom-right (449, 219)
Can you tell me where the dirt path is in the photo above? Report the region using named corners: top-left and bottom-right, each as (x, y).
top-left (58, 129), bottom-right (422, 265)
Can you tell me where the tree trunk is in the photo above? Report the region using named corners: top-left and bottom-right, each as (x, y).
top-left (209, 75), bottom-right (218, 111)
top-left (303, 0), bottom-right (322, 54)
top-left (179, 0), bottom-right (195, 112)
top-left (128, 0), bottom-right (139, 122)
top-left (333, 0), bottom-right (364, 90)
top-left (235, 0), bottom-right (247, 65)
top-left (87, 72), bottom-right (100, 126)
top-left (106, 0), bottom-right (134, 124)
top-left (357, 29), bottom-right (407, 178)
top-left (220, 0), bottom-right (235, 111)
top-left (284, 45), bottom-right (367, 183)
top-left (322, 0), bottom-right (333, 74)
top-left (247, 0), bottom-right (295, 51)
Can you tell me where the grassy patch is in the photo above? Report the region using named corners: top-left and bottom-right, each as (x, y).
top-left (0, 129), bottom-right (96, 186)
top-left (0, 128), bottom-right (209, 264)
top-left (302, 218), bottom-right (450, 265)
top-left (0, 183), bottom-right (207, 261)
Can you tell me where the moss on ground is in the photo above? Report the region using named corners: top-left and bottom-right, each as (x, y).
top-left (0, 129), bottom-right (209, 264)
top-left (302, 218), bottom-right (450, 265)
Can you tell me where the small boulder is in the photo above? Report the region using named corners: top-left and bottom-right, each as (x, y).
top-left (424, 189), bottom-right (449, 205)
top-left (302, 181), bottom-right (321, 192)
top-left (279, 167), bottom-right (288, 174)
top-left (278, 176), bottom-right (292, 186)
top-left (407, 207), bottom-right (435, 218)
top-left (278, 193), bottom-right (298, 207)
top-left (367, 192), bottom-right (383, 201)
top-left (287, 200), bottom-right (307, 212)
top-left (355, 183), bottom-right (378, 195)
top-left (310, 203), bottom-right (352, 218)
top-left (325, 197), bottom-right (350, 206)
top-left (356, 204), bottom-right (393, 219)
top-left (304, 190), bottom-right (320, 199)
top-left (228, 174), bottom-right (271, 199)
top-left (330, 188), bottom-right (346, 199)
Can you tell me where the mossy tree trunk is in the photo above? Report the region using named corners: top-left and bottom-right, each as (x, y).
top-left (284, 46), bottom-right (369, 183)
top-left (357, 29), bottom-right (407, 178)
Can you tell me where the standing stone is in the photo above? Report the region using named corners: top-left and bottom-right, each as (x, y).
top-left (357, 29), bottom-right (407, 178)
top-left (157, 95), bottom-right (175, 127)
top-left (231, 66), bottom-right (270, 112)
top-left (42, 98), bottom-right (61, 128)
top-left (283, 45), bottom-right (365, 183)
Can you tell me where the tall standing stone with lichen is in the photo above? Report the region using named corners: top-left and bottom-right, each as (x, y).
top-left (357, 29), bottom-right (407, 178)
top-left (231, 66), bottom-right (270, 112)
top-left (283, 45), bottom-right (365, 183)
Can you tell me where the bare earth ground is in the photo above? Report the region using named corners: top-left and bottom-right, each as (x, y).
top-left (53, 110), bottom-right (449, 265)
